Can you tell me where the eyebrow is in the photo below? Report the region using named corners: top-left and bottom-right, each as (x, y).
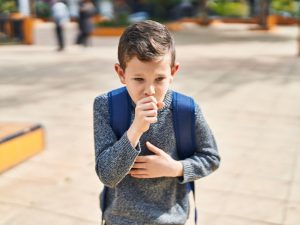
top-left (132, 74), bottom-right (144, 77)
top-left (131, 74), bottom-right (167, 77)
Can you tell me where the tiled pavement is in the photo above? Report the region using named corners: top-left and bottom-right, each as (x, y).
top-left (0, 22), bottom-right (300, 225)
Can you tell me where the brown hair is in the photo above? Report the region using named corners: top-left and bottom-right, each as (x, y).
top-left (118, 20), bottom-right (176, 70)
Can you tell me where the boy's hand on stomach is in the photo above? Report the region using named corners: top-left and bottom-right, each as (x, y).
top-left (130, 141), bottom-right (183, 178)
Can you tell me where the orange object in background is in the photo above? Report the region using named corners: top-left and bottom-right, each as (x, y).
top-left (22, 17), bottom-right (34, 44)
top-left (0, 123), bottom-right (45, 173)
top-left (2, 13), bottom-right (35, 45)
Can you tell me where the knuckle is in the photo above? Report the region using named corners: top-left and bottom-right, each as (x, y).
top-left (144, 157), bottom-right (150, 162)
top-left (150, 96), bottom-right (157, 102)
top-left (152, 102), bottom-right (158, 109)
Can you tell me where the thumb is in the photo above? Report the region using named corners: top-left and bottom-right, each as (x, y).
top-left (146, 141), bottom-right (162, 155)
top-left (157, 101), bottom-right (165, 109)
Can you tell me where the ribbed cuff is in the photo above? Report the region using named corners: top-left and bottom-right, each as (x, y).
top-left (118, 132), bottom-right (141, 159)
top-left (178, 160), bottom-right (194, 184)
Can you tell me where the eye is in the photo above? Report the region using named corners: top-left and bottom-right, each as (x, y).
top-left (133, 78), bottom-right (144, 82)
top-left (156, 77), bottom-right (165, 82)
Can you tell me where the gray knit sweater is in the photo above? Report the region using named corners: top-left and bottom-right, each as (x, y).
top-left (93, 89), bottom-right (220, 225)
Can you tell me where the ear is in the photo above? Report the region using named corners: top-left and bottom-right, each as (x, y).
top-left (170, 63), bottom-right (179, 82)
top-left (115, 63), bottom-right (126, 84)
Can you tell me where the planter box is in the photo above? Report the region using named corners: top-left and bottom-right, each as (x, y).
top-left (0, 14), bottom-right (35, 45)
top-left (275, 15), bottom-right (299, 25)
top-left (92, 27), bottom-right (125, 36)
top-left (165, 22), bottom-right (185, 31)
top-left (23, 17), bottom-right (35, 44)
top-left (92, 21), bottom-right (186, 36)
top-left (0, 123), bottom-right (45, 173)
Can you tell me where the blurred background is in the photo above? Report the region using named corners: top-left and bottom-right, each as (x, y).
top-left (1, 0), bottom-right (300, 44)
top-left (1, 1), bottom-right (300, 225)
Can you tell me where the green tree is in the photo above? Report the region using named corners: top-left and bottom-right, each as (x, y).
top-left (0, 0), bottom-right (17, 14)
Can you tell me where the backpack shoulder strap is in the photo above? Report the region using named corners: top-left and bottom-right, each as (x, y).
top-left (172, 91), bottom-right (197, 224)
top-left (172, 91), bottom-right (196, 159)
top-left (108, 86), bottom-right (132, 139)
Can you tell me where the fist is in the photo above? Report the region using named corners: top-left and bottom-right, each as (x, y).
top-left (132, 96), bottom-right (165, 133)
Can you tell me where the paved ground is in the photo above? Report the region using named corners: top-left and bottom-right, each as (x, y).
top-left (0, 22), bottom-right (300, 225)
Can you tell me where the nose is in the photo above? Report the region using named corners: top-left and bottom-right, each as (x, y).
top-left (144, 84), bottom-right (155, 97)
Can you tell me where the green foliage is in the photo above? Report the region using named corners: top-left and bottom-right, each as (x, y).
top-left (97, 12), bottom-right (130, 27)
top-left (271, 0), bottom-right (298, 16)
top-left (148, 0), bottom-right (181, 8)
top-left (35, 1), bottom-right (51, 19)
top-left (97, 0), bottom-right (182, 27)
top-left (208, 0), bottom-right (250, 17)
top-left (0, 0), bottom-right (17, 14)
top-left (296, 0), bottom-right (300, 17)
top-left (147, 0), bottom-right (181, 21)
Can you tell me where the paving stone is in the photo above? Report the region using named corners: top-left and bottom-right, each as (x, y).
top-left (214, 215), bottom-right (280, 225)
top-left (222, 193), bottom-right (284, 224)
top-left (289, 182), bottom-right (300, 204)
top-left (2, 208), bottom-right (98, 225)
top-left (283, 203), bottom-right (300, 225)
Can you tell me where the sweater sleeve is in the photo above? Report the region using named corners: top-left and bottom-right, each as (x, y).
top-left (178, 103), bottom-right (220, 184)
top-left (93, 94), bottom-right (141, 188)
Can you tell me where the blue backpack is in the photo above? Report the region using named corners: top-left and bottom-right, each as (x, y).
top-left (101, 86), bottom-right (197, 224)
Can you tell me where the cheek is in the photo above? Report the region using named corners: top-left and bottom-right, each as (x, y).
top-left (127, 84), bottom-right (143, 102)
top-left (155, 82), bottom-right (170, 100)
top-left (127, 90), bottom-right (138, 103)
top-left (160, 79), bottom-right (172, 89)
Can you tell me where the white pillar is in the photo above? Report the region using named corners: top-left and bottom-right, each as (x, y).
top-left (100, 0), bottom-right (114, 19)
top-left (18, 0), bottom-right (30, 16)
top-left (68, 0), bottom-right (80, 18)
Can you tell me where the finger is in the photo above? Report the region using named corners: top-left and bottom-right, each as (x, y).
top-left (138, 96), bottom-right (157, 105)
top-left (143, 110), bottom-right (157, 117)
top-left (132, 162), bottom-right (146, 169)
top-left (139, 102), bottom-right (158, 111)
top-left (146, 141), bottom-right (162, 155)
top-left (131, 174), bottom-right (151, 179)
top-left (145, 117), bottom-right (157, 124)
top-left (130, 169), bottom-right (148, 176)
top-left (135, 156), bottom-right (149, 163)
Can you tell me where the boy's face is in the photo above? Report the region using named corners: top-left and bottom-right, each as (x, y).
top-left (115, 53), bottom-right (179, 103)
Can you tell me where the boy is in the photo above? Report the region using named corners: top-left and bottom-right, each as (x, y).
top-left (93, 20), bottom-right (220, 225)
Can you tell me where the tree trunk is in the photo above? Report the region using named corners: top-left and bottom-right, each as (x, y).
top-left (248, 0), bottom-right (256, 17)
top-left (198, 0), bottom-right (208, 25)
top-left (258, 0), bottom-right (270, 29)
